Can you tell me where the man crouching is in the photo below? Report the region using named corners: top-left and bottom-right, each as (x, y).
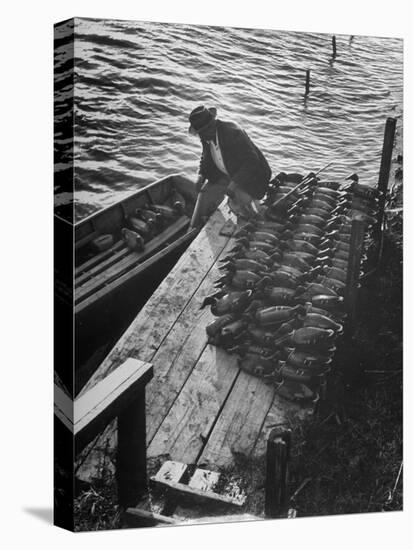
top-left (188, 105), bottom-right (272, 220)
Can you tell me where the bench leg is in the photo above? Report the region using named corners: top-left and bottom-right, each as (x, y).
top-left (117, 387), bottom-right (148, 508)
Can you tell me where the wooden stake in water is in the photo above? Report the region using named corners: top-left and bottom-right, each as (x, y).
top-left (332, 35), bottom-right (337, 57)
top-left (376, 117), bottom-right (397, 236)
top-left (305, 69), bottom-right (310, 96)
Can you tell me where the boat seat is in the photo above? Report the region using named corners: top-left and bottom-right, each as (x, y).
top-left (75, 243), bottom-right (130, 287)
top-left (75, 240), bottom-right (125, 277)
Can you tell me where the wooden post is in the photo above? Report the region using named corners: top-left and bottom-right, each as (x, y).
top-left (345, 219), bottom-right (366, 330)
top-left (332, 35), bottom-right (337, 57)
top-left (117, 387), bottom-right (148, 508)
top-left (376, 117), bottom-right (397, 236)
top-left (305, 69), bottom-right (310, 96)
top-left (265, 427), bottom-right (291, 518)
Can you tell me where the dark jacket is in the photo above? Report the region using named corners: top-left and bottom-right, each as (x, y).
top-left (198, 120), bottom-right (272, 199)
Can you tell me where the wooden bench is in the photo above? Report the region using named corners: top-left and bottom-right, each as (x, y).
top-left (54, 358), bottom-right (153, 507)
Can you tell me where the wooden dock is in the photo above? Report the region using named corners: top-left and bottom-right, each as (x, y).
top-left (80, 202), bottom-right (311, 478)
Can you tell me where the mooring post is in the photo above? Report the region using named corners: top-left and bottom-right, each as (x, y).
top-left (332, 35), bottom-right (337, 57)
top-left (305, 69), bottom-right (311, 96)
top-left (345, 219), bottom-right (366, 332)
top-left (376, 117), bottom-right (397, 238)
top-left (117, 387), bottom-right (148, 508)
top-left (265, 427), bottom-right (292, 518)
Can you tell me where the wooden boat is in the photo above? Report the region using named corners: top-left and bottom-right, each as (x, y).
top-left (75, 175), bottom-right (196, 314)
top-left (69, 173), bottom-right (224, 388)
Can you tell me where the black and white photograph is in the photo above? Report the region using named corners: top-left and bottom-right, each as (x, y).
top-left (53, 14), bottom-right (403, 533)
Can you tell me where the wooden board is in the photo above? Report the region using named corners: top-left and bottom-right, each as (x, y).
top-left (147, 345), bottom-right (240, 463)
top-left (145, 238), bottom-right (236, 444)
top-left (75, 358), bottom-right (153, 450)
top-left (75, 240), bottom-right (124, 277)
top-left (80, 203), bottom-right (236, 395)
top-left (154, 460), bottom-right (188, 484)
top-left (145, 310), bottom-right (212, 444)
top-left (189, 468), bottom-right (220, 492)
top-left (197, 371), bottom-right (277, 469)
top-left (75, 244), bottom-right (129, 286)
top-left (150, 475), bottom-right (245, 507)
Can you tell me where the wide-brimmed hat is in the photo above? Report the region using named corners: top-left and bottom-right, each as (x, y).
top-left (188, 106), bottom-right (217, 135)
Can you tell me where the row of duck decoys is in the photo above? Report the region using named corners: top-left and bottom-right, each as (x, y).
top-left (202, 172), bottom-right (379, 404)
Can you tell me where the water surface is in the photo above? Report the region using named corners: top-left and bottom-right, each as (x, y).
top-left (54, 18), bottom-right (403, 222)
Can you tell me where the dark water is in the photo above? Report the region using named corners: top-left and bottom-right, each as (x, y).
top-left (54, 18), bottom-right (403, 222)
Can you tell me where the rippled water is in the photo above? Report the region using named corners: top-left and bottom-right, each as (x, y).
top-left (54, 18), bottom-right (403, 222)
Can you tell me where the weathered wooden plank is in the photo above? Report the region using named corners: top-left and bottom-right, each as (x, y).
top-left (188, 468), bottom-right (220, 492)
top-left (75, 216), bottom-right (189, 303)
top-left (376, 117), bottom-right (397, 234)
top-left (150, 476), bottom-right (244, 507)
top-left (75, 358), bottom-right (153, 451)
top-left (80, 203), bottom-right (235, 395)
top-left (75, 244), bottom-right (129, 286)
top-left (198, 371), bottom-right (276, 469)
top-left (154, 460), bottom-right (188, 484)
top-left (145, 310), bottom-right (211, 442)
top-left (145, 237), bottom-right (236, 443)
top-left (75, 240), bottom-right (124, 277)
top-left (147, 345), bottom-right (240, 463)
